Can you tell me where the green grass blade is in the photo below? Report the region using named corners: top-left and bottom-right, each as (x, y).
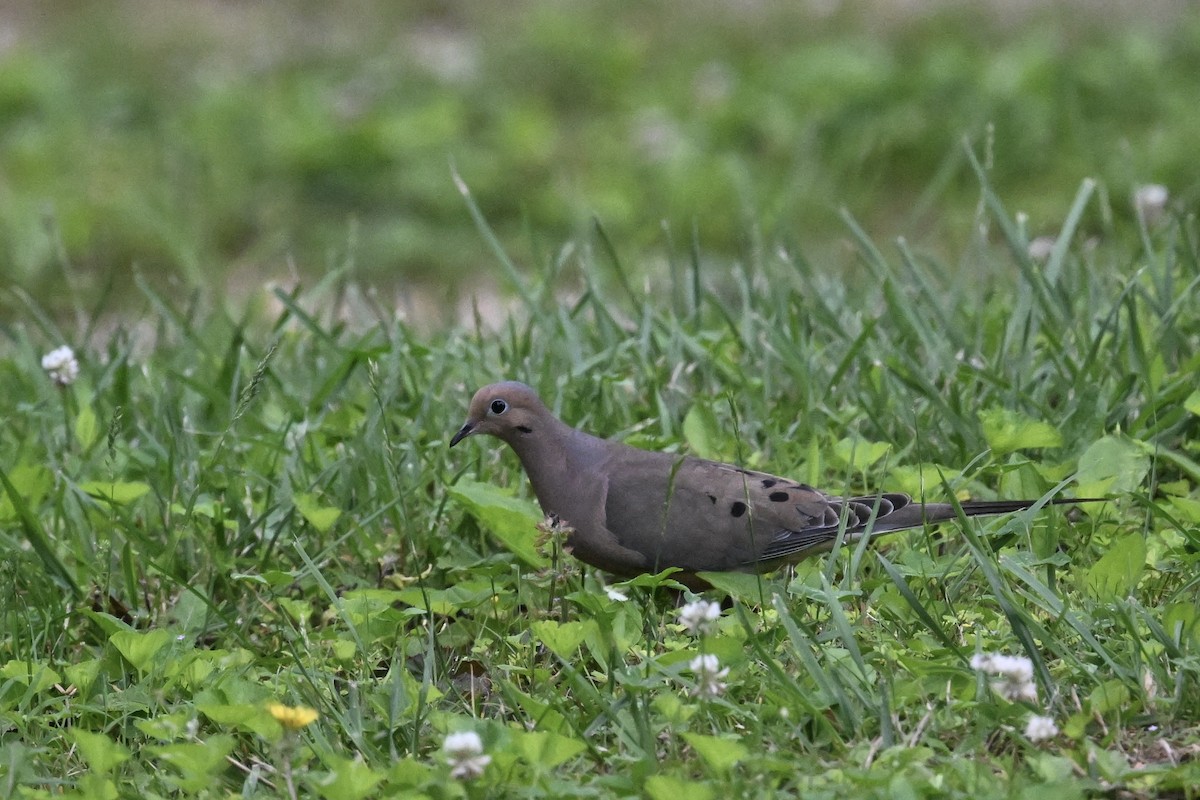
top-left (0, 466), bottom-right (81, 598)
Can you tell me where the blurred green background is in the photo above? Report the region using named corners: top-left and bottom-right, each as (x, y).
top-left (1, 0), bottom-right (1196, 319)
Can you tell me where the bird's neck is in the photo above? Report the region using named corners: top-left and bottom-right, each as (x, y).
top-left (507, 421), bottom-right (607, 506)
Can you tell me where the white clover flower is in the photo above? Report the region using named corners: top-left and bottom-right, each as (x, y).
top-left (996, 655), bottom-right (1034, 684)
top-left (443, 730), bottom-right (490, 780)
top-left (41, 346), bottom-right (79, 387)
top-left (689, 653), bottom-right (729, 698)
top-left (970, 653), bottom-right (1033, 682)
top-left (1027, 236), bottom-right (1056, 263)
top-left (692, 61), bottom-right (734, 106)
top-left (995, 677), bottom-right (1040, 703)
top-left (1133, 183), bottom-right (1169, 225)
top-left (1024, 714), bottom-right (1059, 742)
top-left (971, 652), bottom-right (1038, 702)
top-left (678, 600), bottom-right (721, 636)
top-left (604, 586), bottom-right (629, 602)
top-left (631, 106), bottom-right (684, 163)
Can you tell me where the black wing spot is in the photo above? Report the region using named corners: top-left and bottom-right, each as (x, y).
top-left (761, 479), bottom-right (777, 488)
top-left (707, 494), bottom-right (717, 504)
top-left (516, 425), bottom-right (533, 434)
top-left (769, 491), bottom-right (789, 502)
top-left (730, 501), bottom-right (747, 518)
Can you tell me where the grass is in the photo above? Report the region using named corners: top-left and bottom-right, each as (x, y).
top-left (2, 149), bottom-right (1199, 797)
top-left (3, 4), bottom-right (1200, 795)
top-left (2, 2), bottom-right (1200, 313)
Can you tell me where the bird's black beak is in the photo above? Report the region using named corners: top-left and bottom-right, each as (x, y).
top-left (449, 422), bottom-right (475, 448)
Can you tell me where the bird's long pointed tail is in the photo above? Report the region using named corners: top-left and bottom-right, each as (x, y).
top-left (958, 497), bottom-right (1106, 516)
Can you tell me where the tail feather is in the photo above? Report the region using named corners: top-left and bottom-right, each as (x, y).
top-left (959, 497), bottom-right (1104, 515)
top-left (866, 496), bottom-right (1105, 533)
top-left (757, 496), bottom-right (1107, 563)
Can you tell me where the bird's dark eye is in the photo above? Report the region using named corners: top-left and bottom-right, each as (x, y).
top-left (489, 399), bottom-right (508, 415)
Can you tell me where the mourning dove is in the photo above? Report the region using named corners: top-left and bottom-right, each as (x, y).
top-left (450, 381), bottom-right (1094, 586)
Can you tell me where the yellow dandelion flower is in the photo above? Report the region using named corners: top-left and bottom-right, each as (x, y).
top-left (267, 702), bottom-right (319, 730)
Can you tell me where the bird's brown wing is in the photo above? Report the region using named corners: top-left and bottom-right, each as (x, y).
top-left (752, 490), bottom-right (916, 563)
top-left (601, 452), bottom-right (915, 571)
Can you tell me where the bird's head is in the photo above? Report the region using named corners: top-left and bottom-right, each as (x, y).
top-left (450, 381), bottom-right (547, 447)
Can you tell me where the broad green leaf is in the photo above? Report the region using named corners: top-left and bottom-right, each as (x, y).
top-left (77, 775), bottom-right (119, 800)
top-left (651, 693), bottom-right (697, 726)
top-left (0, 464), bottom-right (52, 522)
top-left (1086, 742), bottom-right (1131, 782)
top-left (0, 465), bottom-right (80, 596)
top-left (602, 568), bottom-right (685, 590)
top-left (71, 730), bottom-right (130, 775)
top-left (388, 757), bottom-right (433, 788)
top-left (0, 660), bottom-right (62, 691)
top-left (1062, 712), bottom-right (1090, 739)
top-left (80, 480), bottom-right (151, 505)
top-left (585, 602), bottom-right (640, 661)
top-left (294, 492), bottom-right (342, 533)
top-left (197, 703), bottom-right (280, 739)
top-left (148, 736), bottom-right (236, 793)
top-left (888, 463), bottom-right (960, 498)
top-left (111, 629), bottom-right (175, 672)
top-left (1031, 754), bottom-right (1078, 783)
top-left (391, 588), bottom-right (455, 616)
top-left (1029, 521), bottom-right (1059, 560)
top-left (340, 588), bottom-right (406, 607)
top-left (75, 405), bottom-right (99, 450)
top-left (276, 598), bottom-right (312, 624)
top-left (167, 590), bottom-right (213, 635)
top-left (1075, 435), bottom-right (1149, 497)
top-left (447, 479), bottom-right (547, 567)
top-left (173, 653), bottom-right (216, 688)
top-left (979, 408), bottom-right (1063, 454)
top-left (660, 636), bottom-right (743, 669)
top-left (515, 729), bottom-right (587, 768)
top-left (507, 689), bottom-right (568, 735)
top-left (1185, 389), bottom-right (1200, 417)
top-left (321, 403), bottom-right (367, 438)
top-left (1163, 603), bottom-right (1200, 648)
top-left (65, 659), bottom-right (103, 695)
top-left (1087, 680), bottom-right (1131, 715)
top-left (82, 611), bottom-right (136, 637)
top-left (681, 732), bottom-right (749, 771)
top-left (697, 570), bottom-right (768, 599)
top-left (391, 583), bottom-right (495, 615)
top-left (531, 620), bottom-right (594, 660)
top-left (831, 435), bottom-right (891, 472)
top-left (175, 498), bottom-right (223, 519)
top-left (314, 754), bottom-right (385, 800)
top-left (1084, 533), bottom-right (1146, 600)
top-left (1167, 495), bottom-right (1200, 523)
top-left (683, 404), bottom-right (722, 460)
top-left (646, 775), bottom-right (714, 800)
top-left (331, 639), bottom-right (356, 660)
top-left (133, 712), bottom-right (195, 742)
top-left (889, 775), bottom-right (918, 799)
top-left (260, 570), bottom-right (299, 588)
